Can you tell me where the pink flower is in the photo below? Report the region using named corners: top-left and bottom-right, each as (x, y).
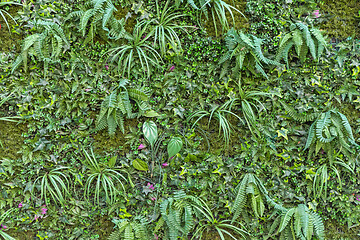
top-left (356, 195), bottom-right (360, 201)
top-left (34, 215), bottom-right (40, 221)
top-left (154, 233), bottom-right (159, 240)
top-left (169, 65), bottom-right (175, 72)
top-left (84, 88), bottom-right (91, 92)
top-left (105, 65), bottom-right (109, 70)
top-left (138, 144), bottom-right (145, 150)
top-left (147, 183), bottom-right (154, 190)
top-left (162, 162), bottom-right (169, 167)
top-left (41, 208), bottom-right (47, 215)
top-left (18, 202), bottom-right (23, 208)
top-left (1, 224), bottom-right (7, 229)
top-left (313, 10), bottom-right (320, 18)
top-left (151, 197), bottom-right (156, 201)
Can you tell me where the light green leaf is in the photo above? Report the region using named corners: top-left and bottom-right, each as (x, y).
top-left (276, 127), bottom-right (288, 140)
top-left (133, 158), bottom-right (148, 171)
top-left (167, 137), bottom-right (183, 159)
top-left (144, 110), bottom-right (160, 117)
top-left (143, 121), bottom-right (158, 147)
top-left (108, 156), bottom-right (117, 168)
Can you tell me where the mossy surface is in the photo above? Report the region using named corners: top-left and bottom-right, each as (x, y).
top-left (0, 5), bottom-right (23, 52)
top-left (201, 0), bottom-right (249, 37)
top-left (319, 0), bottom-right (360, 39)
top-left (0, 121), bottom-right (26, 159)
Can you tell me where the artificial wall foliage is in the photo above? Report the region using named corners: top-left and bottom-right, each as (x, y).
top-left (0, 0), bottom-right (360, 239)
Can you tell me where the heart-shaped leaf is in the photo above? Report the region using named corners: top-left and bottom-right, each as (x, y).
top-left (143, 121), bottom-right (158, 147)
top-left (167, 137), bottom-right (183, 159)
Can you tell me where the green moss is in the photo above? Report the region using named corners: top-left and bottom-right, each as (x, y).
top-left (114, 5), bottom-right (137, 33)
top-left (0, 121), bottom-right (26, 159)
top-left (0, 6), bottom-right (23, 52)
top-left (202, 0), bottom-right (249, 37)
top-left (319, 0), bottom-right (360, 39)
top-left (325, 219), bottom-right (360, 239)
top-left (92, 118), bottom-right (139, 154)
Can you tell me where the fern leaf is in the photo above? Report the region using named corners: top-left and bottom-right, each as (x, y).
top-left (304, 122), bottom-right (315, 150)
top-left (107, 111), bottom-right (117, 136)
top-left (231, 174), bottom-right (249, 222)
top-left (337, 112), bottom-right (354, 140)
top-left (124, 224), bottom-right (134, 240)
top-left (108, 229), bottom-right (121, 240)
top-left (116, 111), bottom-right (125, 134)
top-left (292, 29), bottom-right (303, 56)
top-left (299, 42), bottom-right (309, 63)
top-left (316, 112), bottom-right (334, 143)
top-left (128, 88), bottom-right (149, 101)
top-left (311, 211), bottom-right (325, 240)
top-left (80, 9), bottom-right (95, 35)
top-left (278, 208), bottom-right (295, 233)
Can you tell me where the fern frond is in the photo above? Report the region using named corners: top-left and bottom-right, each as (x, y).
top-left (292, 29), bottom-right (303, 56)
top-left (128, 88), bottom-right (149, 101)
top-left (311, 211), bottom-right (325, 240)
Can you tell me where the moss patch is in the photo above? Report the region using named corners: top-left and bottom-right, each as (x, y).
top-left (319, 0), bottom-right (360, 39)
top-left (0, 5), bottom-right (23, 52)
top-left (0, 121), bottom-right (26, 159)
top-left (202, 0), bottom-right (249, 38)
top-left (92, 118), bottom-right (139, 155)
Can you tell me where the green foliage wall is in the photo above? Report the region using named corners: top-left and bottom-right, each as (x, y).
top-left (0, 0), bottom-right (360, 239)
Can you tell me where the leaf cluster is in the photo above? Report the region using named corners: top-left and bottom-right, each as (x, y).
top-left (95, 79), bottom-right (150, 136)
top-left (220, 28), bottom-right (279, 79)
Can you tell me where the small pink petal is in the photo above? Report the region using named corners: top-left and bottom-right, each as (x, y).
top-left (18, 202), bottom-right (23, 208)
top-left (147, 183), bottom-right (155, 190)
top-left (41, 208), bottom-right (47, 215)
top-left (162, 162), bottom-right (169, 167)
top-left (138, 144), bottom-right (145, 150)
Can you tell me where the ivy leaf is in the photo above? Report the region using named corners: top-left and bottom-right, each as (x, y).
top-left (277, 127), bottom-right (289, 140)
top-left (167, 137), bottom-right (183, 159)
top-left (173, 106), bottom-right (185, 118)
top-left (143, 121), bottom-right (158, 148)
